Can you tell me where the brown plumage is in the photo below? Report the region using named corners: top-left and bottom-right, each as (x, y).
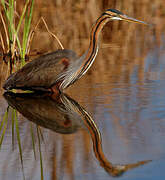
top-left (3, 49), bottom-right (77, 92)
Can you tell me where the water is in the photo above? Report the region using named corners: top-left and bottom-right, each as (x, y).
top-left (1, 44), bottom-right (165, 180)
top-left (1, 1), bottom-right (165, 179)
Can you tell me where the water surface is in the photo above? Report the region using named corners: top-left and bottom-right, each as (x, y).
top-left (0, 1), bottom-right (165, 180)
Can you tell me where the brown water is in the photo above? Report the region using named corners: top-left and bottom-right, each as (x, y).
top-left (0, 1), bottom-right (165, 180)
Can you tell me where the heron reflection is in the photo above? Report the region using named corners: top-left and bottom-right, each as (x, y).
top-left (4, 92), bottom-right (150, 177)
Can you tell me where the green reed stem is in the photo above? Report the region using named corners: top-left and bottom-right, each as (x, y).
top-left (37, 125), bottom-right (44, 180)
top-left (11, 108), bottom-right (15, 150)
top-left (30, 123), bottom-right (36, 159)
top-left (38, 126), bottom-right (44, 143)
top-left (1, 0), bottom-right (34, 66)
top-left (22, 0), bottom-right (34, 61)
top-left (14, 109), bottom-right (23, 167)
top-left (0, 110), bottom-right (8, 149)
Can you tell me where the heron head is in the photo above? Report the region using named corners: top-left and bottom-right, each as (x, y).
top-left (103, 9), bottom-right (148, 25)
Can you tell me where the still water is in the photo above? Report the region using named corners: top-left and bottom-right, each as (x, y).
top-left (1, 43), bottom-right (165, 180)
top-left (0, 1), bottom-right (165, 179)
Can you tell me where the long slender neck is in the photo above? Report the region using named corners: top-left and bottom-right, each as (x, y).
top-left (59, 14), bottom-right (110, 90)
top-left (77, 14), bottom-right (110, 78)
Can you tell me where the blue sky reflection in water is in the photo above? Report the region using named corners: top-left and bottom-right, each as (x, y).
top-left (0, 2), bottom-right (165, 179)
top-left (75, 45), bottom-right (165, 179)
top-left (1, 44), bottom-right (165, 180)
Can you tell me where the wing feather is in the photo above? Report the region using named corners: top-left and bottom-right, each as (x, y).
top-left (3, 49), bottom-right (78, 90)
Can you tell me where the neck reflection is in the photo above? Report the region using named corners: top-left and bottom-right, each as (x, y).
top-left (4, 91), bottom-right (150, 177)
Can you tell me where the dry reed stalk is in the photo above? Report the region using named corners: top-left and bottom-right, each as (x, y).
top-left (0, 32), bottom-right (5, 52)
top-left (27, 16), bottom-right (64, 55)
top-left (0, 12), bottom-right (9, 51)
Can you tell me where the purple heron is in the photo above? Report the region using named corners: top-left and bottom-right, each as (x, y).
top-left (3, 9), bottom-right (147, 93)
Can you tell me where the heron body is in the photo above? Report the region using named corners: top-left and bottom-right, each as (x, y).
top-left (3, 49), bottom-right (78, 92)
top-left (3, 9), bottom-right (147, 93)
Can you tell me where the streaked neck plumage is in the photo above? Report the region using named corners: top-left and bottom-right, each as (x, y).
top-left (59, 14), bottom-right (110, 90)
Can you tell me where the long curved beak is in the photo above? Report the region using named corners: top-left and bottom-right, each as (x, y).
top-left (120, 14), bottom-right (149, 25)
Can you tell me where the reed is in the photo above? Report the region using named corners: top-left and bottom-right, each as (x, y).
top-left (0, 106), bottom-right (44, 180)
top-left (0, 0), bottom-right (34, 70)
top-left (37, 125), bottom-right (44, 180)
top-left (0, 107), bottom-right (8, 149)
top-left (30, 123), bottom-right (37, 159)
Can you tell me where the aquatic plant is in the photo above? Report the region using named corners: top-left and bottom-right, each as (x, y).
top-left (0, 0), bottom-right (34, 70)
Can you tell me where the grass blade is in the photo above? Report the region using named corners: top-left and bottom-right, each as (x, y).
top-left (1, 0), bottom-right (7, 13)
top-left (0, 108), bottom-right (8, 133)
top-left (14, 109), bottom-right (23, 166)
top-left (11, 108), bottom-right (15, 150)
top-left (0, 118), bottom-right (8, 149)
top-left (22, 0), bottom-right (34, 59)
top-left (8, 0), bottom-right (14, 26)
top-left (6, 0), bottom-right (14, 43)
top-left (13, 109), bottom-right (25, 179)
top-left (14, 109), bottom-right (25, 180)
top-left (1, 0), bottom-right (30, 60)
top-left (37, 125), bottom-right (44, 180)
top-left (38, 126), bottom-right (44, 143)
top-left (13, 0), bottom-right (30, 60)
top-left (30, 123), bottom-right (36, 159)
top-left (15, 0), bottom-right (30, 60)
top-left (15, 0), bottom-right (29, 34)
top-left (1, 1), bottom-right (10, 48)
top-left (0, 32), bottom-right (5, 51)
top-left (0, 109), bottom-right (8, 150)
